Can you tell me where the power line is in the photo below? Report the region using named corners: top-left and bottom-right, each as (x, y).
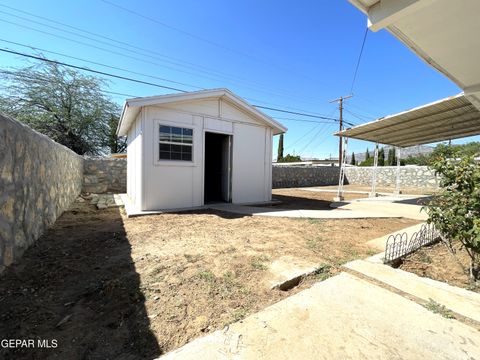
top-left (99, 0), bottom-right (247, 58)
top-left (0, 17), bottom-right (245, 89)
top-left (0, 2), bottom-right (320, 98)
top-left (284, 124), bottom-right (322, 150)
top-left (270, 116), bottom-right (333, 124)
top-left (0, 68), bottom-right (140, 99)
top-left (0, 4), bottom-right (243, 78)
top-left (0, 36), bottom-right (338, 119)
top-left (0, 11), bottom-right (330, 107)
top-left (347, 101), bottom-right (379, 118)
top-left (0, 48), bottom-right (345, 123)
top-left (349, 27), bottom-right (368, 95)
top-left (98, 0), bottom-right (315, 83)
top-left (0, 38), bottom-right (204, 90)
top-left (0, 5), bottom-right (293, 94)
top-left (0, 48), bottom-right (188, 93)
top-left (253, 105), bottom-right (341, 122)
top-left (243, 96), bottom-right (342, 120)
top-left (343, 108), bottom-right (371, 122)
top-left (0, 5), bottom-right (336, 107)
top-left (297, 124), bottom-right (330, 154)
top-left (284, 106), bottom-right (338, 151)
top-left (308, 123), bottom-right (340, 157)
top-left (0, 16), bottom-right (316, 103)
top-left (0, 37), bottom-right (337, 118)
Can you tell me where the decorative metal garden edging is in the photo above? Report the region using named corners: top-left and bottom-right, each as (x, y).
top-left (384, 223), bottom-right (441, 263)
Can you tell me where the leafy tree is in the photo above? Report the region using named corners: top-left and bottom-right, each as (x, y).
top-left (0, 60), bottom-right (124, 155)
top-left (403, 154), bottom-right (430, 166)
top-left (277, 154), bottom-right (301, 163)
top-left (425, 156), bottom-right (480, 281)
top-left (365, 148), bottom-right (370, 160)
top-left (402, 143), bottom-right (480, 166)
top-left (350, 152), bottom-right (356, 165)
top-left (430, 142), bottom-right (480, 162)
top-left (277, 134), bottom-right (284, 162)
top-left (106, 113), bottom-right (126, 154)
top-left (359, 157), bottom-right (374, 166)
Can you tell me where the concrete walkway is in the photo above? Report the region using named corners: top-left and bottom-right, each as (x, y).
top-left (301, 186), bottom-right (427, 197)
top-left (119, 192), bottom-right (426, 220)
top-left (160, 272), bottom-right (480, 360)
top-left (344, 259), bottom-right (480, 323)
top-left (209, 204), bottom-right (401, 219)
top-left (331, 199), bottom-right (428, 221)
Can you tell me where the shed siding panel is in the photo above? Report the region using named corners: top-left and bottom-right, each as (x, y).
top-left (161, 99), bottom-right (220, 118)
top-left (232, 123), bottom-right (267, 203)
top-left (204, 117), bottom-right (233, 134)
top-left (221, 99), bottom-right (259, 125)
top-left (142, 107), bottom-right (203, 210)
top-left (126, 112), bottom-right (143, 209)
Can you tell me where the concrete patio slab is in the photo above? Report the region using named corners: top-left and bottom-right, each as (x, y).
top-left (159, 272), bottom-right (480, 360)
top-left (301, 187), bottom-right (426, 198)
top-left (344, 259), bottom-right (480, 323)
top-left (120, 194), bottom-right (282, 218)
top-left (119, 193), bottom-right (208, 217)
top-left (209, 204), bottom-right (399, 219)
top-left (331, 200), bottom-right (428, 220)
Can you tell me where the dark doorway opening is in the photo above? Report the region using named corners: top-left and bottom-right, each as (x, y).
top-left (204, 132), bottom-right (232, 203)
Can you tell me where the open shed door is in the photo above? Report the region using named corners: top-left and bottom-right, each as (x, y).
top-left (221, 135), bottom-right (232, 202)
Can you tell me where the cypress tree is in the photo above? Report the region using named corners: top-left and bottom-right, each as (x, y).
top-left (378, 147), bottom-right (385, 166)
top-left (387, 148), bottom-right (396, 165)
top-left (277, 134), bottom-right (284, 162)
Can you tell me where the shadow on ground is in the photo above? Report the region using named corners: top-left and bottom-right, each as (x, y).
top-left (0, 203), bottom-right (161, 359)
top-left (268, 194), bottom-right (334, 210)
top-left (392, 196), bottom-right (432, 206)
top-left (173, 208), bottom-right (251, 219)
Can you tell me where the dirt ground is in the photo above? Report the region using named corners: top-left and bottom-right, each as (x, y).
top-left (398, 241), bottom-right (480, 293)
top-left (0, 190), bottom-right (419, 359)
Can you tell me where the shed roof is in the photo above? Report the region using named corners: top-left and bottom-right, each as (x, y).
top-left (117, 88), bottom-right (287, 136)
top-left (335, 94), bottom-right (480, 147)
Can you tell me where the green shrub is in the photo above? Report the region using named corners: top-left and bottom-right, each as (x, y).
top-left (425, 156), bottom-right (480, 281)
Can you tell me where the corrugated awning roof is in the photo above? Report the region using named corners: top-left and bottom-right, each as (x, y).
top-left (335, 94), bottom-right (480, 147)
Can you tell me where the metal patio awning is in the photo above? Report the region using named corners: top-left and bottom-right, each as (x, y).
top-left (335, 94), bottom-right (480, 147)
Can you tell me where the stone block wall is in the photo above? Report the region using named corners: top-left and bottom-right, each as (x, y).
top-left (271, 165), bottom-right (439, 190)
top-left (344, 166), bottom-right (439, 189)
top-left (83, 157), bottom-right (127, 193)
top-left (0, 114), bottom-right (84, 273)
top-left (272, 165), bottom-right (339, 188)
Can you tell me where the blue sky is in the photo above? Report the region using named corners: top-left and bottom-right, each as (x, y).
top-left (0, 0), bottom-right (472, 158)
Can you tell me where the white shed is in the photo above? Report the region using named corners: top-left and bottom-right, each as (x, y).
top-left (117, 88), bottom-right (287, 211)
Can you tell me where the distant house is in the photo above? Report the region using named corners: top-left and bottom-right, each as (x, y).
top-left (116, 89), bottom-right (286, 211)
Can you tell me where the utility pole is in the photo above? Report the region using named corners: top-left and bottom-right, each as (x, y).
top-left (330, 95), bottom-right (353, 166)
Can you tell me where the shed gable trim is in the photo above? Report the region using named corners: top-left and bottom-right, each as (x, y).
top-left (117, 88), bottom-right (287, 136)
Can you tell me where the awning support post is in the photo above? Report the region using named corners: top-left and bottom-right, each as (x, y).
top-left (369, 143), bottom-right (379, 198)
top-left (394, 146), bottom-right (402, 195)
top-left (334, 136), bottom-right (349, 202)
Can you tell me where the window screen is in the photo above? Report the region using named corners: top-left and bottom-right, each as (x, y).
top-left (159, 125), bottom-right (193, 161)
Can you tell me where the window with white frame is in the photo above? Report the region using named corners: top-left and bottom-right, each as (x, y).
top-left (159, 125), bottom-right (193, 161)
